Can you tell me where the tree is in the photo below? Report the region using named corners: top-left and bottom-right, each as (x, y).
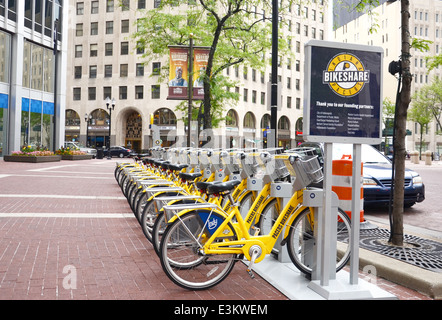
top-left (132, 0), bottom-right (294, 130)
top-left (409, 87), bottom-right (433, 159)
top-left (388, 0), bottom-right (412, 246)
top-left (350, 0), bottom-right (411, 246)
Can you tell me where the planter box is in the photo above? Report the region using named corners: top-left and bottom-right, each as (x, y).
top-left (3, 155), bottom-right (61, 163)
top-left (61, 154), bottom-right (93, 160)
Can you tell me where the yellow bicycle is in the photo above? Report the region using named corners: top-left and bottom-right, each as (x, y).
top-left (158, 152), bottom-right (352, 290)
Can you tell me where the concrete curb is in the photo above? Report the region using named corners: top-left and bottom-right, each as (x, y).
top-left (358, 246), bottom-right (442, 299)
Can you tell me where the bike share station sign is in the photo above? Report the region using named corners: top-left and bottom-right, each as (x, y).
top-left (303, 40), bottom-right (384, 299)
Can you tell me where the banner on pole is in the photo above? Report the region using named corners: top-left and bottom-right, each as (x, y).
top-left (167, 46), bottom-right (210, 101)
top-left (168, 47), bottom-right (189, 100)
top-left (192, 48), bottom-right (209, 100)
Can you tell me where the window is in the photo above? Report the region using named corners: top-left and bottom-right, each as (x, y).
top-left (74, 66), bottom-right (82, 79)
top-left (120, 64), bottom-right (128, 77)
top-left (152, 62), bottom-right (161, 75)
top-left (121, 20), bottom-right (129, 33)
top-left (91, 22), bottom-right (98, 35)
top-left (89, 66), bottom-right (97, 78)
top-left (138, 0), bottom-right (146, 9)
top-left (252, 90), bottom-right (257, 103)
top-left (151, 85), bottom-right (160, 99)
top-left (106, 21), bottom-right (113, 34)
top-left (121, 42), bottom-right (129, 55)
top-left (261, 92), bottom-right (265, 105)
top-left (76, 23), bottom-right (83, 36)
top-left (243, 88), bottom-right (248, 102)
top-left (136, 63), bottom-right (144, 76)
top-left (287, 96), bottom-right (292, 109)
top-left (91, 1), bottom-right (99, 14)
top-left (75, 45), bottom-right (83, 58)
top-left (105, 43), bottom-right (113, 56)
top-left (90, 44), bottom-right (98, 57)
top-left (73, 88), bottom-right (81, 101)
top-left (103, 87), bottom-right (112, 100)
top-left (119, 86), bottom-right (127, 100)
top-left (76, 2), bottom-right (84, 15)
top-left (88, 87), bottom-right (96, 100)
top-left (135, 86), bottom-right (144, 99)
top-left (136, 41), bottom-right (145, 54)
top-left (121, 0), bottom-right (130, 11)
top-left (105, 65), bottom-right (112, 77)
top-left (106, 0), bottom-right (114, 12)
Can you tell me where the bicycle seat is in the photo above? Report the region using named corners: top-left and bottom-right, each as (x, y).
top-left (167, 163), bottom-right (188, 171)
top-left (196, 181), bottom-right (221, 191)
top-left (179, 172), bottom-right (202, 181)
top-left (207, 180), bottom-right (241, 194)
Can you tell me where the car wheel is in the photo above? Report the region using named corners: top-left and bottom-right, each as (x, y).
top-left (119, 153), bottom-right (124, 158)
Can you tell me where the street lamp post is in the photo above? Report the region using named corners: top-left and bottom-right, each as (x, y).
top-left (105, 97), bottom-right (116, 159)
top-left (84, 113), bottom-right (91, 147)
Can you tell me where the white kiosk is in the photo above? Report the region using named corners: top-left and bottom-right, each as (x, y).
top-left (252, 40), bottom-right (395, 300)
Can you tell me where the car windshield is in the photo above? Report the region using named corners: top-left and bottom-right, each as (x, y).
top-left (332, 144), bottom-right (390, 164)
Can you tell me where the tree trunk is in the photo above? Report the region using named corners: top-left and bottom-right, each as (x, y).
top-left (391, 0), bottom-right (412, 246)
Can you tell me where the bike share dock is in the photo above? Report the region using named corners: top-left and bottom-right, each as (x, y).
top-left (250, 40), bottom-right (395, 300)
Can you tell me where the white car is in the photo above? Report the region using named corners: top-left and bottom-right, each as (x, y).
top-left (64, 142), bottom-right (97, 158)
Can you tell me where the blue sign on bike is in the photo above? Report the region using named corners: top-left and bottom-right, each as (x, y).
top-left (303, 40), bottom-right (383, 144)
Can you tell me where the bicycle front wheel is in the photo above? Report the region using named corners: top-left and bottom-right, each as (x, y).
top-left (159, 211), bottom-right (238, 290)
top-left (286, 207), bottom-right (351, 276)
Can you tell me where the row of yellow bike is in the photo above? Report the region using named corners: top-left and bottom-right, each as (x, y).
top-left (114, 147), bottom-right (352, 290)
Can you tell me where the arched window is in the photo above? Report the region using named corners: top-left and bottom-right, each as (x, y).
top-left (65, 109), bottom-right (80, 126)
top-left (226, 109), bottom-right (238, 127)
top-left (243, 112), bottom-right (256, 129)
top-left (278, 116), bottom-right (290, 130)
top-left (153, 108), bottom-right (176, 125)
top-left (260, 114), bottom-right (271, 129)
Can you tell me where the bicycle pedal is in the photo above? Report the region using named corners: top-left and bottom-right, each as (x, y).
top-left (253, 227), bottom-right (260, 236)
top-left (246, 269), bottom-right (255, 279)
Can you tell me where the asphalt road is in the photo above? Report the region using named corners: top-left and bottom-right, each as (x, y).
top-left (364, 161), bottom-right (442, 236)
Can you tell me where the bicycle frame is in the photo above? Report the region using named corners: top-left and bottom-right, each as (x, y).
top-left (167, 182), bottom-right (313, 264)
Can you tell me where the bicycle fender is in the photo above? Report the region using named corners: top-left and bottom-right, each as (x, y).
top-left (158, 197), bottom-right (206, 211)
top-left (167, 207), bottom-right (228, 224)
top-left (282, 205), bottom-right (311, 240)
top-left (147, 190), bottom-right (187, 202)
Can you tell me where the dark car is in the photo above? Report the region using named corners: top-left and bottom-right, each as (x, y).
top-left (299, 142), bottom-right (425, 208)
top-left (105, 146), bottom-right (136, 158)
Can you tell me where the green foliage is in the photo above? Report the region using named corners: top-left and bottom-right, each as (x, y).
top-left (426, 54), bottom-right (442, 73)
top-left (131, 0), bottom-right (295, 128)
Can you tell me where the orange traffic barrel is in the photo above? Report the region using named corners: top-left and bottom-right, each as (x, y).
top-left (332, 154), bottom-right (364, 222)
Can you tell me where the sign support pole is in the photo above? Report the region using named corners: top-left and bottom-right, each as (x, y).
top-left (350, 143), bottom-right (362, 284)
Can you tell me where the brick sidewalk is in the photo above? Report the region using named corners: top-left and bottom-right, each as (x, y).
top-left (0, 158), bottom-right (432, 300)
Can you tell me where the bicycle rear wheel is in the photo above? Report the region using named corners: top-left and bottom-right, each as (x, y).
top-left (159, 211), bottom-right (238, 290)
top-left (286, 207), bottom-right (351, 276)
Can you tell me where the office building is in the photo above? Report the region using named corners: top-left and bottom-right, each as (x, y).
top-left (333, 0), bottom-right (442, 154)
top-left (0, 0), bottom-right (68, 156)
top-left (66, 0), bottom-right (328, 151)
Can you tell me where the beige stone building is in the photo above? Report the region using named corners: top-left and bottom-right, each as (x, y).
top-left (66, 0), bottom-right (329, 152)
top-left (333, 0), bottom-right (442, 155)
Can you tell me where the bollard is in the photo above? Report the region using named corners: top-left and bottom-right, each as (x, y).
top-left (425, 150), bottom-right (432, 166)
top-left (410, 150), bottom-right (419, 164)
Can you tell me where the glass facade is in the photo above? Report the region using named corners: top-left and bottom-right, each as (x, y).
top-left (0, 30), bottom-right (10, 156)
top-left (0, 1), bottom-right (64, 154)
top-left (21, 41), bottom-right (55, 149)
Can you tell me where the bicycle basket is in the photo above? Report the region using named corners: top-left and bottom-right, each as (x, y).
top-left (266, 155), bottom-right (290, 181)
top-left (240, 152), bottom-right (265, 178)
top-left (220, 151), bottom-right (241, 174)
top-left (275, 153), bottom-right (323, 191)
